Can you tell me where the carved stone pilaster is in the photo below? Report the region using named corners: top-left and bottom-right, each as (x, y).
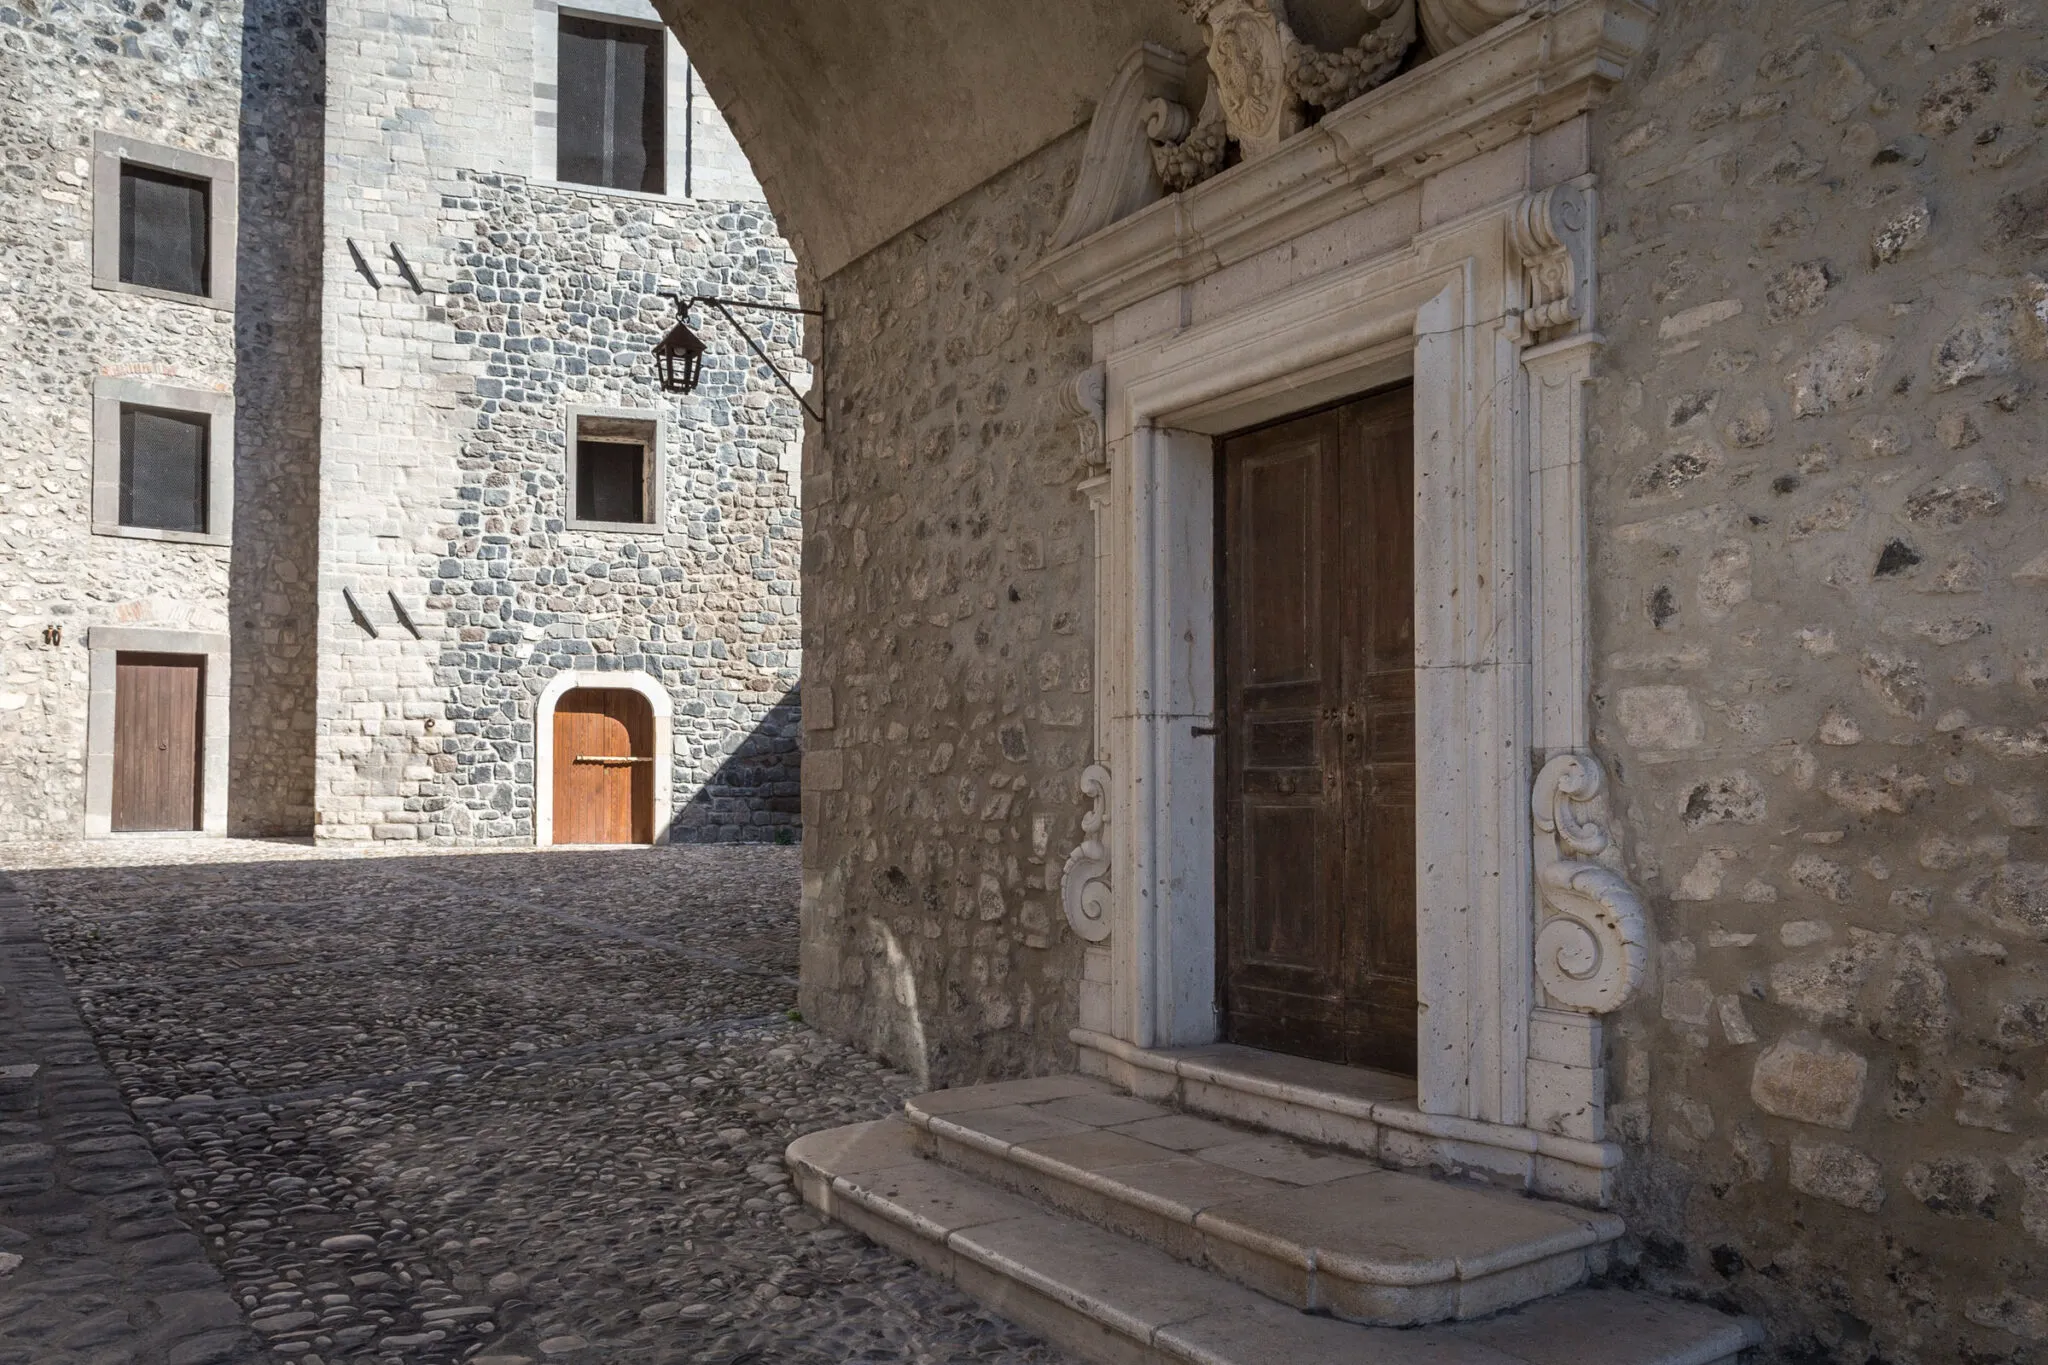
top-left (1532, 754), bottom-right (1648, 1014)
top-left (1509, 183), bottom-right (1595, 345)
top-left (1061, 764), bottom-right (1114, 942)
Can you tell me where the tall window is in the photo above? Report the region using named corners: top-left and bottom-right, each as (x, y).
top-left (119, 406), bottom-right (210, 535)
top-left (92, 134), bottom-right (236, 309)
top-left (119, 164), bottom-right (210, 297)
top-left (557, 16), bottom-right (666, 194)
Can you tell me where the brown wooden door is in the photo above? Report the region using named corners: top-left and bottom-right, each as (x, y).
top-left (1218, 387), bottom-right (1416, 1074)
top-left (552, 689), bottom-right (655, 844)
top-left (112, 653), bottom-right (203, 832)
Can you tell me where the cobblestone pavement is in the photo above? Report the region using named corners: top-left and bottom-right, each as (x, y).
top-left (2, 840), bottom-right (1077, 1365)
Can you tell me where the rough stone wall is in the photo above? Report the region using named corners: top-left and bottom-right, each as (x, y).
top-left (429, 175), bottom-right (803, 843)
top-left (0, 0), bottom-right (313, 838)
top-left (798, 132), bottom-right (1098, 1085)
top-left (228, 0), bottom-right (325, 834)
top-left (1588, 3), bottom-right (2048, 1358)
top-left (315, 0), bottom-right (802, 844)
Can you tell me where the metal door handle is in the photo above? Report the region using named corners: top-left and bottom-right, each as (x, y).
top-left (572, 756), bottom-right (654, 765)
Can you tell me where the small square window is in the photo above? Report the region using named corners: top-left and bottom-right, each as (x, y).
top-left (120, 406), bottom-right (209, 533)
top-left (92, 378), bottom-right (234, 545)
top-left (557, 15), bottom-right (666, 194)
top-left (566, 408), bottom-right (663, 531)
top-left (119, 164), bottom-right (211, 296)
top-left (93, 133), bottom-right (237, 309)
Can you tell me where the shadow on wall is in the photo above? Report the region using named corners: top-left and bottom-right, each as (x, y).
top-left (670, 686), bottom-right (802, 844)
top-left (226, 0), bottom-right (325, 836)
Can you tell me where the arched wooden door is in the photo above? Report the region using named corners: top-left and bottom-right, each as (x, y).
top-left (551, 688), bottom-right (655, 844)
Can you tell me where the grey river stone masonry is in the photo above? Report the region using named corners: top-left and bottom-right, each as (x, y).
top-left (2, 840), bottom-right (1076, 1365)
top-left (0, 872), bottom-right (260, 1365)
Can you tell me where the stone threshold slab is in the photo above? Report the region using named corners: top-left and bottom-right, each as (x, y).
top-left (1075, 1029), bottom-right (1622, 1205)
top-left (787, 1117), bottom-right (1761, 1365)
top-left (904, 1075), bottom-right (1622, 1325)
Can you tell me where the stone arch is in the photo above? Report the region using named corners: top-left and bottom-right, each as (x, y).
top-left (535, 670), bottom-right (675, 847)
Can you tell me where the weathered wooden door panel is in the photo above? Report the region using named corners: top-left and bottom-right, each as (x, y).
top-left (112, 653), bottom-right (202, 832)
top-left (1219, 387), bottom-right (1417, 1074)
top-left (552, 689), bottom-right (655, 844)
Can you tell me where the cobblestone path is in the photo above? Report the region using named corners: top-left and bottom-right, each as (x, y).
top-left (4, 841), bottom-right (1075, 1365)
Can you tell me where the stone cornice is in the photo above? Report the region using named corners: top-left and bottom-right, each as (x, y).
top-left (1025, 0), bottom-right (1655, 323)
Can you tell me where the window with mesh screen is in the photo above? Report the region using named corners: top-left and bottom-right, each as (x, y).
top-left (119, 406), bottom-right (209, 534)
top-left (557, 15), bottom-right (666, 194)
top-left (577, 440), bottom-right (648, 523)
top-left (119, 164), bottom-right (210, 297)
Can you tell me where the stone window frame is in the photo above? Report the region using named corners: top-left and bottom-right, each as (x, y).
top-left (533, 669), bottom-right (675, 846)
top-left (83, 625), bottom-right (231, 838)
top-left (91, 377), bottom-right (236, 547)
top-left (91, 132), bottom-right (238, 311)
top-left (532, 0), bottom-right (693, 201)
top-left (564, 403), bottom-right (666, 533)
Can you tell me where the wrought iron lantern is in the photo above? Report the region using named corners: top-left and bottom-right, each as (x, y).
top-left (654, 296), bottom-right (708, 394)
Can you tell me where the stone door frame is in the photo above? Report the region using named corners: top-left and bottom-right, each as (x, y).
top-left (534, 669), bottom-right (674, 846)
top-left (1064, 189), bottom-right (1636, 1201)
top-left (84, 625), bottom-right (231, 838)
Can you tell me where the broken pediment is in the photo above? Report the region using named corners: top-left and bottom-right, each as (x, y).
top-left (1031, 0), bottom-right (1654, 321)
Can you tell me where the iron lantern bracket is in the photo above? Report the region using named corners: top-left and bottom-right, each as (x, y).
top-left (655, 292), bottom-right (825, 427)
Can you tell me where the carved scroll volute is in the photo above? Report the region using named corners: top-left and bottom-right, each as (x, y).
top-left (1532, 753), bottom-right (1648, 1013)
top-left (1060, 364), bottom-right (1108, 469)
top-left (1051, 45), bottom-right (1191, 251)
top-left (1061, 764), bottom-right (1114, 942)
top-left (1184, 0), bottom-right (1303, 159)
top-left (1508, 183), bottom-right (1595, 345)
top-left (1418, 0), bottom-right (1525, 52)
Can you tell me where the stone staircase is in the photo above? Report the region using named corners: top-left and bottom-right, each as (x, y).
top-left (789, 1071), bottom-right (1762, 1365)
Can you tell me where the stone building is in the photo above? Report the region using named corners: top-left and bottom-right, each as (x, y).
top-left (0, 0), bottom-right (804, 845)
top-left (652, 1), bottom-right (2048, 1360)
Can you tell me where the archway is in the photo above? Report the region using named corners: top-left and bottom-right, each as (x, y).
top-left (535, 671), bottom-right (674, 847)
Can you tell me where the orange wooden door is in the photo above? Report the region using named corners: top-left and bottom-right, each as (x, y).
top-left (551, 690), bottom-right (654, 844)
top-left (112, 653), bottom-right (203, 832)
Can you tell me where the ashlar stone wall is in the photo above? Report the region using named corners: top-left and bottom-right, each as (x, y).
top-left (1590, 1), bottom-right (2048, 1357)
top-left (798, 133), bottom-right (1099, 1085)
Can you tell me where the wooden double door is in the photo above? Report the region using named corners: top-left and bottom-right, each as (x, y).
top-left (552, 689), bottom-right (655, 844)
top-left (1217, 387), bottom-right (1418, 1075)
top-left (112, 653), bottom-right (204, 832)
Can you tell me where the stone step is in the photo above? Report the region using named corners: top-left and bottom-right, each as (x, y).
top-left (1075, 1029), bottom-right (1622, 1204)
top-left (900, 1074), bottom-right (1623, 1326)
top-left (788, 1117), bottom-right (1762, 1365)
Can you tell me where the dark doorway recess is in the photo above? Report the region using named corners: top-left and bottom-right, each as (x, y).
top-left (113, 653), bottom-right (204, 832)
top-left (1216, 385), bottom-right (1417, 1075)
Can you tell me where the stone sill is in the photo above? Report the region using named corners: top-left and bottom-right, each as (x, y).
top-left (1024, 0), bottom-right (1655, 323)
top-left (1073, 1027), bottom-right (1622, 1206)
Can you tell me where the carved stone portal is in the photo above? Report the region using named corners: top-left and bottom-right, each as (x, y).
top-left (1532, 754), bottom-right (1648, 1014)
top-left (1060, 763), bottom-right (1113, 942)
